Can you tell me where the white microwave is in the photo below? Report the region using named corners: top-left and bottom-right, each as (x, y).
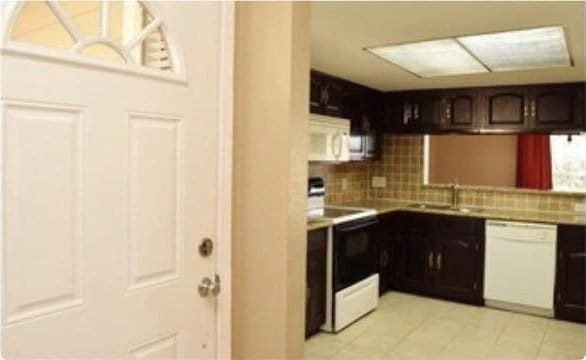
top-left (309, 114), bottom-right (351, 162)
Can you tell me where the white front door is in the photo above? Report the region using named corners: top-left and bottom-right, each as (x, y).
top-left (1, 1), bottom-right (230, 358)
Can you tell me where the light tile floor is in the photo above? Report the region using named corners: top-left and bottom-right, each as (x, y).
top-left (305, 292), bottom-right (585, 360)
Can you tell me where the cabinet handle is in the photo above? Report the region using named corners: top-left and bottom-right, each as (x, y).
top-left (381, 251), bottom-right (389, 267)
top-left (531, 100), bottom-right (536, 118)
top-left (413, 104), bottom-right (420, 120)
top-left (428, 251), bottom-right (434, 269)
top-left (436, 252), bottom-right (442, 270)
top-left (404, 103), bottom-right (411, 125)
top-left (446, 103), bottom-right (451, 120)
top-left (523, 103), bottom-right (528, 118)
top-left (320, 86), bottom-right (329, 105)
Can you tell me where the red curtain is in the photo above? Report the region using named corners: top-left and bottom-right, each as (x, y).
top-left (516, 134), bottom-right (552, 190)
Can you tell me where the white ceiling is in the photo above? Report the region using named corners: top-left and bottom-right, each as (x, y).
top-left (311, 1), bottom-right (585, 91)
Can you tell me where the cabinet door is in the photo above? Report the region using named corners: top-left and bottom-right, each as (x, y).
top-left (384, 92), bottom-right (440, 133)
top-left (408, 92), bottom-right (441, 132)
top-left (346, 87), bottom-right (382, 160)
top-left (531, 84), bottom-right (584, 131)
top-left (480, 87), bottom-right (530, 130)
top-left (376, 213), bottom-right (396, 295)
top-left (309, 72), bottom-right (323, 114)
top-left (306, 229), bottom-right (327, 337)
top-left (395, 213), bottom-right (433, 294)
top-left (555, 225), bottom-right (586, 323)
top-left (432, 216), bottom-right (484, 305)
top-left (321, 77), bottom-right (345, 117)
top-left (439, 90), bottom-right (477, 131)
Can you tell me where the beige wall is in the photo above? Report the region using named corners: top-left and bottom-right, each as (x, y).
top-left (233, 2), bottom-right (309, 359)
top-left (429, 135), bottom-right (517, 188)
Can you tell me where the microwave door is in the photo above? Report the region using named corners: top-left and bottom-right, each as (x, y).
top-left (349, 135), bottom-right (365, 160)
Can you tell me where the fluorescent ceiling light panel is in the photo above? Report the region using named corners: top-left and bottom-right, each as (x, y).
top-left (367, 39), bottom-right (488, 78)
top-left (457, 26), bottom-right (570, 71)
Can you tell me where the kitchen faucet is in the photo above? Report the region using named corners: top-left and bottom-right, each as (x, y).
top-left (451, 178), bottom-right (459, 209)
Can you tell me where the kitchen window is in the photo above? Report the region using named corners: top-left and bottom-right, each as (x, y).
top-left (550, 134), bottom-right (586, 192)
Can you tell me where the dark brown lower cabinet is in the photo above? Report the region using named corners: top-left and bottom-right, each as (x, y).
top-left (376, 213), bottom-right (396, 295)
top-left (306, 228), bottom-right (327, 338)
top-left (555, 225), bottom-right (586, 323)
top-left (393, 212), bottom-right (484, 305)
top-left (433, 217), bottom-right (485, 304)
top-left (394, 213), bottom-right (433, 295)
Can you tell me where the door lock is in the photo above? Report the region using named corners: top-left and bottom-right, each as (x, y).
top-left (199, 238), bottom-right (214, 257)
top-left (198, 274), bottom-right (221, 298)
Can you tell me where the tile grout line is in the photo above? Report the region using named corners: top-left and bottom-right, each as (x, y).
top-left (535, 319), bottom-right (553, 358)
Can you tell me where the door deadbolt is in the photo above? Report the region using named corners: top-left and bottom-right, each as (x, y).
top-left (199, 238), bottom-right (214, 257)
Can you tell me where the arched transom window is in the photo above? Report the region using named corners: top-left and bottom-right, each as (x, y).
top-left (7, 1), bottom-right (174, 73)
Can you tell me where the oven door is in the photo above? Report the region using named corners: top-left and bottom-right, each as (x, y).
top-left (333, 217), bottom-right (379, 292)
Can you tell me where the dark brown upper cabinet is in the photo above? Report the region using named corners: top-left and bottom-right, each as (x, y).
top-left (309, 71), bottom-right (346, 118)
top-left (437, 89), bottom-right (478, 131)
top-left (384, 91), bottom-right (441, 133)
top-left (309, 74), bottom-right (323, 114)
top-left (479, 87), bottom-right (530, 131)
top-left (531, 83), bottom-right (584, 131)
top-left (555, 224), bottom-right (586, 324)
top-left (382, 82), bottom-right (584, 134)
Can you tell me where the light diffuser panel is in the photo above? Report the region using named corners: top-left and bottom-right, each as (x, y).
top-left (367, 39), bottom-right (488, 78)
top-left (457, 26), bottom-right (570, 71)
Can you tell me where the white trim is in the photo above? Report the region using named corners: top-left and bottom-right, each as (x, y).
top-left (100, 0), bottom-right (110, 38)
top-left (215, 2), bottom-right (234, 359)
top-left (124, 18), bottom-right (162, 54)
top-left (423, 134), bottom-right (430, 185)
top-left (1, 43), bottom-right (187, 84)
top-left (71, 37), bottom-right (133, 63)
top-left (46, 0), bottom-right (83, 43)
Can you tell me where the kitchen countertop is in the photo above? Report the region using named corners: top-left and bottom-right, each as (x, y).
top-left (338, 199), bottom-right (586, 226)
top-left (307, 218), bottom-right (333, 231)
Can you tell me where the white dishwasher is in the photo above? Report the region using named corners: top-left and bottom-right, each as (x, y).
top-left (484, 220), bottom-right (557, 317)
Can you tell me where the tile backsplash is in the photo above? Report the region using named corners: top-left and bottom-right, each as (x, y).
top-left (309, 134), bottom-right (586, 217)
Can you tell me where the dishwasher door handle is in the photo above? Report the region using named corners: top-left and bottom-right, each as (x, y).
top-left (491, 236), bottom-right (553, 244)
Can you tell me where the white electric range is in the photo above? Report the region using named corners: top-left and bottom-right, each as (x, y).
top-left (307, 178), bottom-right (379, 333)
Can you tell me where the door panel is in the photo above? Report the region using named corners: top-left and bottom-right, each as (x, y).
top-left (439, 90), bottom-right (477, 131)
top-left (532, 84), bottom-right (583, 130)
top-left (433, 233), bottom-right (483, 304)
top-left (432, 216), bottom-right (483, 304)
top-left (128, 115), bottom-right (182, 291)
top-left (306, 229), bottom-right (327, 337)
top-left (3, 102), bottom-right (84, 325)
top-left (395, 214), bottom-right (432, 293)
top-left (481, 88), bottom-right (529, 130)
top-left (2, 2), bottom-right (224, 358)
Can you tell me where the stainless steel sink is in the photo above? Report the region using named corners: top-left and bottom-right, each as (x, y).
top-left (407, 203), bottom-right (483, 213)
top-left (407, 203), bottom-right (452, 210)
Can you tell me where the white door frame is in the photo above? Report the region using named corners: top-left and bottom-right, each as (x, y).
top-left (0, 1), bottom-right (233, 358)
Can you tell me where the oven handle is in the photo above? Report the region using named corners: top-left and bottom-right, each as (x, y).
top-left (335, 217), bottom-right (378, 232)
